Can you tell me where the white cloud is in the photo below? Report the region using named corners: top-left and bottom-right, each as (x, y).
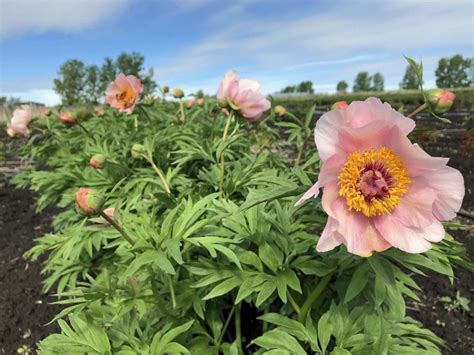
top-left (0, 0), bottom-right (134, 38)
top-left (1, 89), bottom-right (61, 105)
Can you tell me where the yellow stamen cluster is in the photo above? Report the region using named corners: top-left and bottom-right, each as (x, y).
top-left (116, 86), bottom-right (136, 109)
top-left (338, 147), bottom-right (410, 217)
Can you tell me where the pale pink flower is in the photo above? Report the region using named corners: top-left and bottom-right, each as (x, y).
top-left (8, 105), bottom-right (32, 137)
top-left (297, 98), bottom-right (464, 256)
top-left (217, 70), bottom-right (271, 122)
top-left (105, 74), bottom-right (144, 114)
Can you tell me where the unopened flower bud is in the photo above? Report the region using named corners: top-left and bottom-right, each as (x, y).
top-left (331, 101), bottom-right (349, 110)
top-left (75, 188), bottom-right (104, 216)
top-left (186, 99), bottom-right (194, 108)
top-left (172, 88), bottom-right (184, 99)
top-left (89, 154), bottom-right (106, 169)
top-left (274, 105), bottom-right (286, 117)
top-left (59, 112), bottom-right (76, 125)
top-left (42, 107), bottom-right (51, 116)
top-left (162, 85), bottom-right (169, 94)
top-left (426, 89), bottom-right (456, 114)
top-left (103, 207), bottom-right (115, 217)
top-left (131, 144), bottom-right (146, 159)
top-left (196, 98), bottom-right (205, 106)
top-left (95, 108), bottom-right (105, 117)
top-left (6, 127), bottom-right (16, 137)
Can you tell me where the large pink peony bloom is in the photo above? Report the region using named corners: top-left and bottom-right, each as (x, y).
top-left (8, 105), bottom-right (33, 137)
top-left (297, 98), bottom-right (464, 256)
top-left (105, 74), bottom-right (144, 114)
top-left (217, 70), bottom-right (271, 122)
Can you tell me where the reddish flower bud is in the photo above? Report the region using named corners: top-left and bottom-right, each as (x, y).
top-left (103, 207), bottom-right (115, 217)
top-left (162, 85), bottom-right (169, 94)
top-left (196, 98), bottom-right (205, 106)
top-left (186, 99), bottom-right (194, 108)
top-left (42, 107), bottom-right (51, 116)
top-left (60, 112), bottom-right (76, 125)
top-left (274, 105), bottom-right (286, 117)
top-left (95, 108), bottom-right (105, 117)
top-left (131, 144), bottom-right (146, 159)
top-left (426, 89), bottom-right (456, 114)
top-left (172, 88), bottom-right (184, 99)
top-left (75, 188), bottom-right (104, 216)
top-left (89, 154), bottom-right (106, 169)
top-left (331, 101), bottom-right (349, 110)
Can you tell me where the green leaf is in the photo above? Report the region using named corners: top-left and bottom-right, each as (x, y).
top-left (344, 263), bottom-right (370, 303)
top-left (203, 276), bottom-right (243, 300)
top-left (252, 329), bottom-right (306, 354)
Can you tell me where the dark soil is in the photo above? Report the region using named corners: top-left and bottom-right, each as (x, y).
top-left (0, 185), bottom-right (61, 354)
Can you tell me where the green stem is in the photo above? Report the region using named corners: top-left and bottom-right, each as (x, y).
top-left (287, 290), bottom-right (301, 315)
top-left (287, 112), bottom-right (304, 126)
top-left (142, 154), bottom-right (172, 195)
top-left (235, 303), bottom-right (242, 351)
top-left (179, 100), bottom-right (186, 123)
top-left (217, 305), bottom-right (235, 346)
top-left (100, 211), bottom-right (135, 246)
top-left (138, 105), bottom-right (153, 125)
top-left (76, 121), bottom-right (95, 141)
top-left (298, 273), bottom-right (334, 324)
top-left (262, 305), bottom-right (270, 332)
top-left (294, 132), bottom-right (312, 166)
top-left (219, 112), bottom-right (234, 196)
top-left (167, 274), bottom-right (176, 309)
top-left (407, 103), bottom-right (427, 118)
top-left (210, 115), bottom-right (217, 143)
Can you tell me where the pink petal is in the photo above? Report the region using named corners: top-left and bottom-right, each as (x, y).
top-left (391, 180), bottom-right (435, 228)
top-left (316, 217), bottom-right (344, 252)
top-left (126, 75), bottom-right (144, 93)
top-left (238, 79), bottom-right (260, 92)
top-left (314, 109), bottom-right (347, 161)
top-left (374, 216), bottom-right (445, 253)
top-left (217, 70), bottom-right (238, 99)
top-left (338, 120), bottom-right (393, 154)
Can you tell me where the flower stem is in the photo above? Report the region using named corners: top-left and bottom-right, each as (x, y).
top-left (219, 112), bottom-right (234, 196)
top-left (142, 154), bottom-right (172, 195)
top-left (138, 105), bottom-right (153, 125)
top-left (167, 274), bottom-right (176, 309)
top-left (287, 290), bottom-right (301, 315)
top-left (294, 132), bottom-right (311, 166)
top-left (100, 210), bottom-right (135, 246)
top-left (179, 100), bottom-right (186, 123)
top-left (407, 103), bottom-right (428, 118)
top-left (298, 272), bottom-right (334, 324)
top-left (77, 121), bottom-right (96, 141)
top-left (235, 303), bottom-right (242, 350)
top-left (217, 305), bottom-right (235, 346)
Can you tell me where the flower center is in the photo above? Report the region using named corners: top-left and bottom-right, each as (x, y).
top-left (116, 86), bottom-right (136, 109)
top-left (338, 147), bottom-right (410, 217)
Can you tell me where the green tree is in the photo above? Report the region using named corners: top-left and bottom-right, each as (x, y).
top-left (280, 86), bottom-right (296, 93)
top-left (99, 57), bottom-right (117, 93)
top-left (370, 72), bottom-right (384, 92)
top-left (336, 80), bottom-right (348, 93)
top-left (53, 59), bottom-right (87, 105)
top-left (296, 81), bottom-right (314, 94)
top-left (400, 64), bottom-right (423, 90)
top-left (85, 65), bottom-right (101, 104)
top-left (353, 72), bottom-right (371, 92)
top-left (435, 54), bottom-right (471, 88)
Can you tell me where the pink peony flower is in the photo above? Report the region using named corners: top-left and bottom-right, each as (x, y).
top-left (331, 101), bottom-right (349, 110)
top-left (104, 74), bottom-right (144, 114)
top-left (217, 70), bottom-right (271, 122)
top-left (296, 98), bottom-right (464, 256)
top-left (8, 105), bottom-right (32, 137)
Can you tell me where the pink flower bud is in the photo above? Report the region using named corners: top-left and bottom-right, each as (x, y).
top-left (196, 98), bottom-right (205, 106)
top-left (274, 105), bottom-right (286, 117)
top-left (186, 99), bottom-right (194, 108)
top-left (162, 85), bottom-right (169, 94)
top-left (331, 101), bottom-right (349, 110)
top-left (75, 188), bottom-right (104, 216)
top-left (427, 89), bottom-right (456, 114)
top-left (103, 207), bottom-right (115, 217)
top-left (9, 105), bottom-right (32, 137)
top-left (89, 154), bottom-right (106, 169)
top-left (60, 112), bottom-right (76, 125)
top-left (95, 108), bottom-right (105, 117)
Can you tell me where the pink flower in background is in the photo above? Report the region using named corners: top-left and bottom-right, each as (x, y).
top-left (60, 112), bottom-right (75, 125)
top-left (331, 101), bottom-right (349, 110)
top-left (8, 105), bottom-right (32, 137)
top-left (217, 70), bottom-right (271, 122)
top-left (105, 74), bottom-right (144, 114)
top-left (297, 98), bottom-right (464, 256)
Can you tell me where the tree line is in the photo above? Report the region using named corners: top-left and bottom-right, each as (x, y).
top-left (278, 54), bottom-right (471, 95)
top-left (53, 52), bottom-right (157, 105)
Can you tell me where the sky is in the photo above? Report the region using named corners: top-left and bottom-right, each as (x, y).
top-left (0, 0), bottom-right (473, 105)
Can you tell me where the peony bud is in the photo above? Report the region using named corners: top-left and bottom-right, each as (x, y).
top-left (131, 144), bottom-right (146, 159)
top-left (75, 188), bottom-right (104, 216)
top-left (274, 105), bottom-right (286, 117)
top-left (42, 107), bottom-right (51, 116)
top-left (60, 112), bottom-right (76, 125)
top-left (103, 207), bottom-right (115, 217)
top-left (95, 108), bottom-right (105, 117)
top-left (196, 98), bottom-right (205, 106)
top-left (331, 101), bottom-right (349, 110)
top-left (89, 154), bottom-right (106, 169)
top-left (172, 88), bottom-right (184, 99)
top-left (186, 99), bottom-right (194, 108)
top-left (162, 85), bottom-right (169, 94)
top-left (426, 89), bottom-right (456, 114)
top-left (6, 127), bottom-right (16, 137)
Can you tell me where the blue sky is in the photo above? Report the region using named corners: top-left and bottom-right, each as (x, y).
top-left (0, 0), bottom-right (472, 105)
